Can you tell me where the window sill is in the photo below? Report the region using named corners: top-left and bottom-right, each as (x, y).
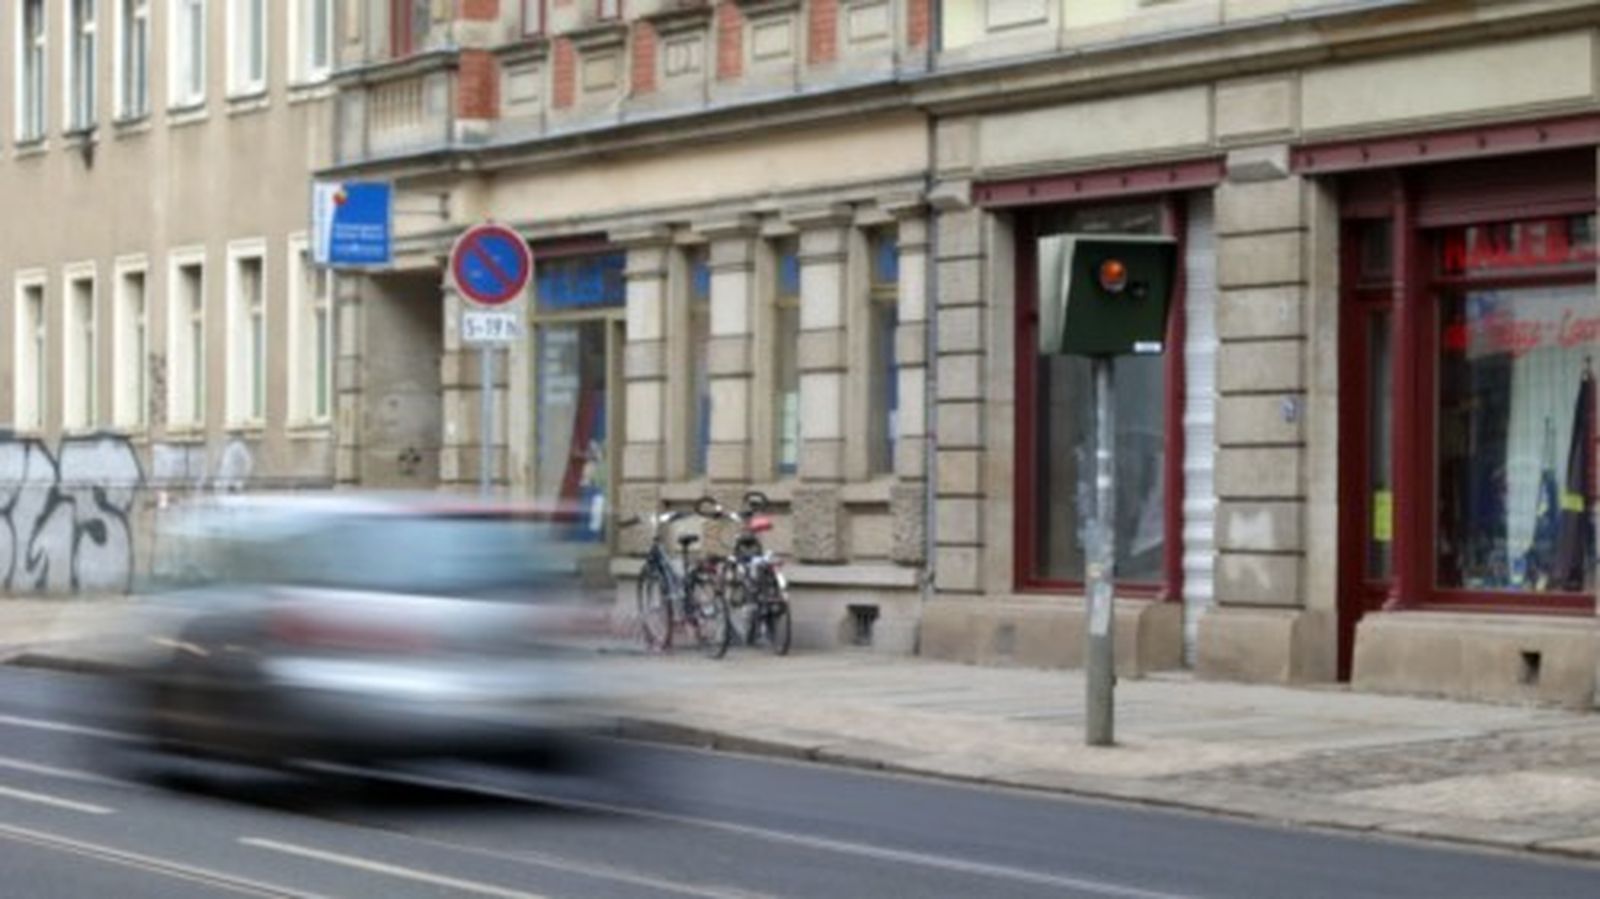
top-left (13, 138), bottom-right (48, 158)
top-left (61, 126), bottom-right (97, 146)
top-left (225, 422), bottom-right (267, 436)
top-left (840, 476), bottom-right (897, 505)
top-left (287, 81), bottom-right (335, 104)
top-left (167, 104), bottom-right (209, 128)
top-left (286, 420), bottom-right (333, 437)
top-left (163, 424), bottom-right (206, 439)
top-left (225, 91), bottom-right (271, 116)
top-left (112, 115), bottom-right (153, 138)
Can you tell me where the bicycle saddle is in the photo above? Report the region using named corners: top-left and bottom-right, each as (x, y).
top-left (677, 534), bottom-right (701, 549)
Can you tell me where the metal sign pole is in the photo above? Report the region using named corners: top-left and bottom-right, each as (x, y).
top-left (1086, 355), bottom-right (1116, 746)
top-left (480, 346), bottom-right (493, 497)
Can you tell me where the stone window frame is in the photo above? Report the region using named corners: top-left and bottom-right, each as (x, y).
top-left (61, 261), bottom-right (100, 433)
top-left (13, 269), bottom-right (49, 434)
top-left (111, 254), bottom-right (149, 432)
top-left (166, 246), bottom-right (208, 432)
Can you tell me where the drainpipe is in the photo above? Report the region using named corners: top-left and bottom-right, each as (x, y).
top-left (919, 0), bottom-right (942, 621)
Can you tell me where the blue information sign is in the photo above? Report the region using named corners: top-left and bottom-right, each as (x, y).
top-left (451, 224), bottom-right (533, 307)
top-left (312, 181), bottom-right (392, 267)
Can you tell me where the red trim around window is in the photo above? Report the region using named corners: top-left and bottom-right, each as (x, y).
top-left (976, 158), bottom-right (1225, 210)
top-left (1011, 201), bottom-right (1187, 599)
top-left (1295, 113), bottom-right (1600, 176)
top-left (1338, 158), bottom-right (1598, 617)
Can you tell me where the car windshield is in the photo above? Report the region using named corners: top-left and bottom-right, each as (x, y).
top-left (277, 515), bottom-right (577, 594)
top-left (148, 507), bottom-right (579, 597)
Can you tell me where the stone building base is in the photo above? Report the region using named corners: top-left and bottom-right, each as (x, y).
top-left (1353, 613), bottom-right (1600, 710)
top-left (1196, 607), bottom-right (1336, 685)
top-left (919, 596), bottom-right (1183, 676)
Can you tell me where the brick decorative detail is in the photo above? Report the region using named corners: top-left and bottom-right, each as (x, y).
top-left (457, 50), bottom-right (500, 119)
top-left (461, 0), bottom-right (499, 20)
top-left (632, 21), bottom-right (659, 95)
top-left (553, 38), bottom-right (576, 109)
top-left (808, 0), bottom-right (838, 66)
top-left (716, 2), bottom-right (745, 81)
top-left (907, 0), bottom-right (930, 49)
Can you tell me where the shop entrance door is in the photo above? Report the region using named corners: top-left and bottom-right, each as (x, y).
top-left (1337, 245), bottom-right (1396, 680)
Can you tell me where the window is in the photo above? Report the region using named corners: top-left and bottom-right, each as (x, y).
top-left (18, 0), bottom-right (47, 141)
top-left (390, 0), bottom-right (429, 58)
top-left (773, 237), bottom-right (801, 475)
top-left (14, 274), bottom-right (47, 431)
top-left (66, 0), bottom-right (98, 131)
top-left (169, 0), bottom-right (207, 108)
top-left (288, 236), bottom-right (334, 423)
top-left (597, 0), bottom-right (620, 19)
top-left (1021, 202), bottom-right (1169, 588)
top-left (687, 246), bottom-right (711, 476)
top-left (116, 0), bottom-right (151, 119)
top-left (113, 259), bottom-right (147, 428)
top-left (169, 253), bottom-right (206, 428)
top-left (1434, 214), bottom-right (1598, 595)
top-left (291, 0), bottom-right (334, 83)
top-left (227, 244), bottom-right (267, 425)
top-left (64, 268), bottom-right (98, 430)
top-left (522, 0), bottom-right (544, 35)
top-left (867, 228), bottom-right (900, 475)
top-left (228, 0), bottom-right (267, 96)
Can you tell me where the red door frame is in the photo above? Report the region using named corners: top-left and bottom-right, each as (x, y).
top-left (1337, 159), bottom-right (1599, 635)
top-left (1010, 196), bottom-right (1188, 599)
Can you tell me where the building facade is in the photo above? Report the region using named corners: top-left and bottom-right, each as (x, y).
top-left (0, 0), bottom-right (337, 593)
top-left (9, 1), bottom-right (1600, 708)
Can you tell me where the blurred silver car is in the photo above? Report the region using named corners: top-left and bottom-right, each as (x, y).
top-left (115, 493), bottom-right (611, 770)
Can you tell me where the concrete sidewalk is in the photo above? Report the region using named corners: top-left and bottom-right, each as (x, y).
top-left (8, 597), bottom-right (1600, 863)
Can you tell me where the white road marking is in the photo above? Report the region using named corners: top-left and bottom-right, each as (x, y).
top-left (0, 753), bottom-right (132, 787)
top-left (0, 783), bottom-right (112, 815)
top-left (0, 707), bottom-right (1190, 898)
top-left (359, 767), bottom-right (1196, 899)
top-left (0, 823), bottom-right (322, 898)
top-left (242, 838), bottom-right (551, 899)
top-left (0, 712), bottom-right (139, 742)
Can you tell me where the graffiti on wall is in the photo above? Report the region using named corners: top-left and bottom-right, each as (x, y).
top-left (0, 434), bottom-right (143, 594)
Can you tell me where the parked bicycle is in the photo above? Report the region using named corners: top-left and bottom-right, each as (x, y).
top-left (695, 492), bottom-right (791, 655)
top-left (620, 509), bottom-right (731, 658)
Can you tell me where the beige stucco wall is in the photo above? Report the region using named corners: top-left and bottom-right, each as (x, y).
top-left (0, 1), bottom-right (334, 478)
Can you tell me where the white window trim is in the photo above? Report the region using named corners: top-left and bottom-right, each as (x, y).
top-left (286, 233), bottom-right (334, 426)
top-left (167, 246), bottom-right (207, 430)
top-left (62, 262), bottom-right (99, 432)
top-left (114, 0), bottom-right (152, 120)
top-left (226, 0), bottom-right (268, 98)
top-left (17, 0), bottom-right (48, 142)
top-left (63, 0), bottom-right (99, 132)
top-left (112, 254), bottom-right (149, 430)
top-left (13, 269), bottom-right (48, 433)
top-left (288, 0), bottom-right (335, 85)
top-left (225, 238), bottom-right (268, 427)
top-left (168, 0), bottom-right (207, 109)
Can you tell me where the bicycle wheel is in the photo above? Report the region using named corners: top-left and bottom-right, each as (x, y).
top-left (759, 571), bottom-right (792, 656)
top-left (636, 564), bottom-right (673, 651)
top-left (685, 572), bottom-right (732, 660)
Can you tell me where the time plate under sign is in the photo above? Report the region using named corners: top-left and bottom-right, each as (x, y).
top-left (461, 310), bottom-right (525, 345)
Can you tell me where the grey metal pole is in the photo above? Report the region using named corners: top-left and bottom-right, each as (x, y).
top-left (480, 346), bottom-right (493, 497)
top-left (1086, 355), bottom-right (1116, 746)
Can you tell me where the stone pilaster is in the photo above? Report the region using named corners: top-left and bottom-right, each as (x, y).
top-left (1198, 144), bottom-right (1336, 684)
top-left (617, 225), bottom-right (673, 484)
top-left (789, 203), bottom-right (853, 484)
top-left (930, 184), bottom-right (986, 595)
top-left (884, 197), bottom-right (930, 565)
top-left (334, 274), bottom-right (363, 486)
top-left (700, 215), bottom-right (759, 483)
top-left (439, 280), bottom-right (509, 490)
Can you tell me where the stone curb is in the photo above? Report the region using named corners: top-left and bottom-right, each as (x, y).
top-left (605, 714), bottom-right (1600, 865)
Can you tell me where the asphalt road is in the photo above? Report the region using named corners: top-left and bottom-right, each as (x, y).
top-left (0, 666), bottom-right (1595, 898)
